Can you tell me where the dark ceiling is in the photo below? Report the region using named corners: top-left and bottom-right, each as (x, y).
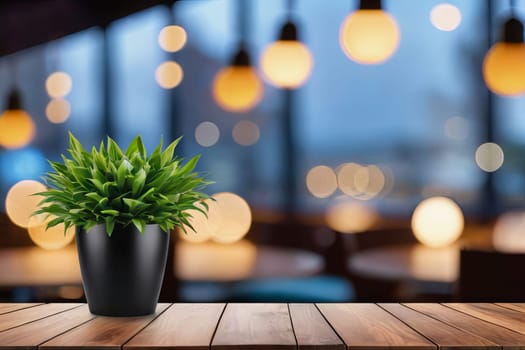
top-left (0, 0), bottom-right (176, 56)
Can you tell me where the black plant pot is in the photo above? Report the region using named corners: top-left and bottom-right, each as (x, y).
top-left (76, 223), bottom-right (169, 316)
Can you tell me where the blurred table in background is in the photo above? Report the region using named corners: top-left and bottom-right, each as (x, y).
top-left (175, 240), bottom-right (324, 281)
top-left (348, 243), bottom-right (459, 297)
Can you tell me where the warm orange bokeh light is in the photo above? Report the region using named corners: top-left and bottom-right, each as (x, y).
top-left (260, 41), bottom-right (313, 88)
top-left (46, 98), bottom-right (71, 124)
top-left (411, 196), bottom-right (464, 248)
top-left (212, 66), bottom-right (263, 112)
top-left (0, 109), bottom-right (36, 149)
top-left (211, 192), bottom-right (252, 244)
top-left (483, 43), bottom-right (525, 96)
top-left (325, 201), bottom-right (377, 234)
top-left (5, 180), bottom-right (47, 228)
top-left (155, 61), bottom-right (184, 89)
top-left (158, 25), bottom-right (187, 52)
top-left (46, 72), bottom-right (72, 98)
top-left (179, 200), bottom-right (221, 243)
top-left (340, 10), bottom-right (400, 64)
top-left (27, 215), bottom-right (75, 250)
top-left (306, 165), bottom-right (337, 199)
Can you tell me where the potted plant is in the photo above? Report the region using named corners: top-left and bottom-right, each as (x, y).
top-left (35, 133), bottom-right (210, 316)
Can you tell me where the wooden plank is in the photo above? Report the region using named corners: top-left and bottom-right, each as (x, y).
top-left (445, 303), bottom-right (525, 335)
top-left (496, 304), bottom-right (525, 314)
top-left (0, 303), bottom-right (42, 315)
top-left (0, 305), bottom-right (94, 349)
top-left (40, 303), bottom-right (170, 350)
top-left (380, 303), bottom-right (499, 350)
top-left (211, 303), bottom-right (296, 350)
top-left (124, 303), bottom-right (225, 350)
top-left (0, 303), bottom-right (81, 332)
top-left (317, 303), bottom-right (435, 350)
top-left (289, 304), bottom-right (344, 350)
top-left (405, 303), bottom-right (525, 350)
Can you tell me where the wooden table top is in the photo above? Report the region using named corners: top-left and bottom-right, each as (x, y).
top-left (0, 303), bottom-right (523, 348)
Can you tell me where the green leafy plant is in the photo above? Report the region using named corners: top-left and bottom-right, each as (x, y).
top-left (34, 132), bottom-right (211, 236)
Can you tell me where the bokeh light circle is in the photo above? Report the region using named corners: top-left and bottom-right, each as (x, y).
top-left (0, 110), bottom-right (36, 149)
top-left (232, 120), bottom-right (260, 146)
top-left (493, 211), bottom-right (525, 253)
top-left (46, 72), bottom-right (72, 98)
top-left (411, 196), bottom-right (464, 248)
top-left (158, 25), bottom-right (187, 52)
top-left (475, 142), bottom-right (504, 172)
top-left (430, 3), bottom-right (462, 31)
top-left (5, 180), bottom-right (47, 228)
top-left (211, 192), bottom-right (252, 244)
top-left (155, 61), bottom-right (184, 89)
top-left (306, 165), bottom-right (337, 198)
top-left (27, 214), bottom-right (75, 250)
top-left (46, 98), bottom-right (71, 124)
top-left (179, 199), bottom-right (222, 243)
top-left (195, 121), bottom-right (220, 147)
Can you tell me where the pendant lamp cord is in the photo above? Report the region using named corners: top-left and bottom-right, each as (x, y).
top-left (510, 0), bottom-right (517, 15)
top-left (237, 0), bottom-right (249, 48)
top-left (287, 0), bottom-right (296, 20)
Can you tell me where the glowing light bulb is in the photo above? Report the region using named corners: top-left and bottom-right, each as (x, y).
top-left (411, 196), bottom-right (464, 248)
top-left (158, 25), bottom-right (187, 52)
top-left (260, 21), bottom-right (313, 88)
top-left (483, 17), bottom-right (525, 96)
top-left (339, 1), bottom-right (400, 65)
top-left (46, 72), bottom-right (72, 98)
top-left (213, 48), bottom-right (263, 112)
top-left (0, 89), bottom-right (35, 149)
top-left (155, 61), bottom-right (183, 89)
top-left (5, 180), bottom-right (47, 228)
top-left (46, 98), bottom-right (71, 124)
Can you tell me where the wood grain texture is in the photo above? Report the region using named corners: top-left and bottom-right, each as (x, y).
top-left (0, 305), bottom-right (94, 349)
top-left (405, 303), bottom-right (525, 350)
top-left (445, 304), bottom-right (525, 335)
top-left (289, 304), bottom-right (344, 350)
top-left (317, 303), bottom-right (435, 350)
top-left (0, 303), bottom-right (42, 315)
top-left (211, 303), bottom-right (296, 350)
top-left (40, 304), bottom-right (170, 350)
top-left (0, 303), bottom-right (81, 332)
top-left (380, 303), bottom-right (499, 350)
top-left (124, 303), bottom-right (225, 350)
top-left (496, 304), bottom-right (525, 314)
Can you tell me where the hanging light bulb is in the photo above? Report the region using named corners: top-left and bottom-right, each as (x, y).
top-left (483, 17), bottom-right (525, 96)
top-left (0, 89), bottom-right (35, 149)
top-left (339, 0), bottom-right (400, 65)
top-left (260, 21), bottom-right (313, 88)
top-left (213, 47), bottom-right (263, 112)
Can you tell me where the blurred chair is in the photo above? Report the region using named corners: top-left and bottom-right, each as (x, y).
top-left (459, 247), bottom-right (525, 301)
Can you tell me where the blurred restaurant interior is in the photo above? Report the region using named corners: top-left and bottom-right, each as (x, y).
top-left (0, 0), bottom-right (525, 303)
